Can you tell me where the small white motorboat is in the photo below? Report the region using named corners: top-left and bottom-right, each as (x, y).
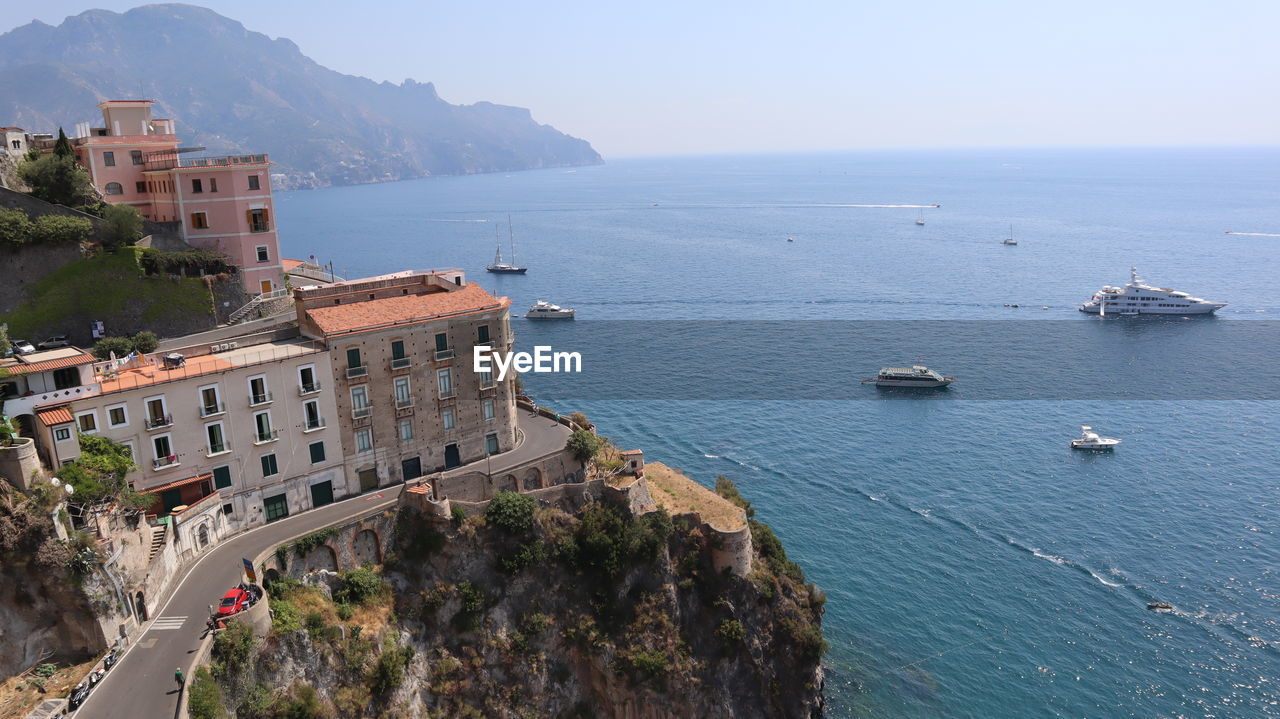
top-left (1071, 425), bottom-right (1121, 450)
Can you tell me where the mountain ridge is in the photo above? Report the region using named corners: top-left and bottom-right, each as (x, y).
top-left (0, 4), bottom-right (602, 188)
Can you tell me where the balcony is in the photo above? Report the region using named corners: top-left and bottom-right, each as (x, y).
top-left (145, 414), bottom-right (173, 431)
top-left (391, 357), bottom-right (412, 370)
top-left (395, 397), bottom-right (414, 410)
top-left (153, 455), bottom-right (179, 471)
top-left (248, 391), bottom-right (273, 407)
top-left (252, 429), bottom-right (280, 445)
top-left (438, 387), bottom-right (456, 400)
top-left (346, 365), bottom-right (368, 379)
top-left (144, 152), bottom-right (269, 171)
top-left (434, 348), bottom-right (455, 361)
top-left (303, 418), bottom-right (326, 432)
top-left (199, 402), bottom-right (225, 418)
top-left (352, 406), bottom-right (372, 420)
top-left (205, 443), bottom-right (231, 457)
top-left (298, 382), bottom-right (322, 396)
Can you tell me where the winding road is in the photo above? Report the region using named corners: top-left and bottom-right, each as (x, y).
top-left (74, 412), bottom-right (570, 718)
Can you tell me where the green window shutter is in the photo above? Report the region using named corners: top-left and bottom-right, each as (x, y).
top-left (261, 454), bottom-right (278, 477)
top-left (212, 466), bottom-right (232, 489)
top-left (309, 441), bottom-right (325, 464)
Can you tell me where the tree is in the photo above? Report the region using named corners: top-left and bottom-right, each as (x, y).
top-left (53, 128), bottom-right (73, 158)
top-left (91, 336), bottom-right (135, 360)
top-left (103, 204), bottom-right (142, 249)
top-left (19, 132), bottom-right (95, 208)
top-left (0, 325), bottom-right (11, 358)
top-left (0, 209), bottom-right (33, 248)
top-left (565, 429), bottom-right (603, 464)
top-left (131, 331), bottom-right (159, 354)
top-left (485, 490), bottom-right (536, 533)
top-left (31, 215), bottom-right (92, 244)
top-left (59, 433), bottom-right (149, 511)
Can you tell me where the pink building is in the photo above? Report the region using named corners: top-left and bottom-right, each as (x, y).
top-left (67, 100), bottom-right (283, 295)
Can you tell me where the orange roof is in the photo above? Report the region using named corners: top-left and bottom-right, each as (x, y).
top-left (141, 472), bottom-right (212, 495)
top-left (306, 283), bottom-right (508, 336)
top-left (282, 258), bottom-right (304, 271)
top-left (406, 484), bottom-right (433, 495)
top-left (100, 355), bottom-right (234, 393)
top-left (37, 407), bottom-right (74, 426)
top-left (5, 353), bottom-right (95, 376)
top-left (619, 449), bottom-right (644, 455)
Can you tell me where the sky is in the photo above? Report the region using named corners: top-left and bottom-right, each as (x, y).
top-left (5, 1), bottom-right (1279, 158)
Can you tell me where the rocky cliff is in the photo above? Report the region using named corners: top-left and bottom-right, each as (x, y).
top-left (0, 4), bottom-right (603, 189)
top-left (198, 487), bottom-right (825, 718)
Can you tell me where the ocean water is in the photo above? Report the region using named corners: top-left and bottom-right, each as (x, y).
top-left (276, 149), bottom-right (1280, 718)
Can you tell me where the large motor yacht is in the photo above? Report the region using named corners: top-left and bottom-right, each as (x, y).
top-left (525, 300), bottom-right (575, 319)
top-left (861, 365), bottom-right (954, 388)
top-left (1079, 267), bottom-right (1225, 315)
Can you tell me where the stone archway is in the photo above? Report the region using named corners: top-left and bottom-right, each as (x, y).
top-left (302, 545), bottom-right (338, 573)
top-left (502, 474), bottom-right (518, 493)
top-left (521, 467), bottom-right (543, 491)
top-left (197, 523), bottom-right (210, 549)
top-left (263, 567), bottom-right (282, 591)
top-left (134, 591), bottom-right (148, 621)
top-left (352, 529), bottom-right (381, 566)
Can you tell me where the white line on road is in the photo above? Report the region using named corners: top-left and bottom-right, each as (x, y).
top-left (148, 617), bottom-right (188, 631)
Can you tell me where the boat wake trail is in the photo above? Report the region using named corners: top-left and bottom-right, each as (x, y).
top-left (806, 203), bottom-right (941, 209)
top-left (1224, 231), bottom-right (1280, 237)
top-left (424, 218), bottom-right (490, 223)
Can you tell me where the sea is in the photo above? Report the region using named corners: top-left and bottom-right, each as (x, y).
top-left (276, 148), bottom-right (1280, 718)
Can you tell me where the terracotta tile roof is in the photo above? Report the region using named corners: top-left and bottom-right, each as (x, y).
top-left (141, 472), bottom-right (213, 495)
top-left (282, 258), bottom-right (304, 271)
top-left (37, 407), bottom-right (74, 426)
top-left (4, 353), bottom-right (95, 376)
top-left (306, 283), bottom-right (508, 336)
top-left (99, 355), bottom-right (233, 393)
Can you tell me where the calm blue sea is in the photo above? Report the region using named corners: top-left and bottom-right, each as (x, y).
top-left (277, 149), bottom-right (1280, 718)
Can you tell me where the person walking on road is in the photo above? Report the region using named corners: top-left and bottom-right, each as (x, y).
top-left (175, 667), bottom-right (184, 687)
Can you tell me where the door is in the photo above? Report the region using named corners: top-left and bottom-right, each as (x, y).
top-left (263, 494), bottom-right (288, 522)
top-left (309, 480), bottom-right (334, 508)
top-left (401, 457), bottom-right (422, 481)
top-left (358, 468), bottom-right (379, 492)
top-left (444, 444), bottom-right (460, 469)
top-left (260, 280), bottom-right (272, 294)
top-left (161, 488), bottom-right (183, 513)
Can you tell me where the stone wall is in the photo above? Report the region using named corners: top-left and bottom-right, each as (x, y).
top-left (259, 507), bottom-right (398, 583)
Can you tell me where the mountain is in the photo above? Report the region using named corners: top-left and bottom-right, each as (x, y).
top-left (0, 4), bottom-right (602, 188)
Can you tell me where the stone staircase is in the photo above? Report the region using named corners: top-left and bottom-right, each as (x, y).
top-left (148, 523), bottom-right (168, 561)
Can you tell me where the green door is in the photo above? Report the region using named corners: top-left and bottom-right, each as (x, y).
top-left (263, 494), bottom-right (289, 522)
top-left (161, 488), bottom-right (183, 512)
top-left (309, 481), bottom-right (334, 508)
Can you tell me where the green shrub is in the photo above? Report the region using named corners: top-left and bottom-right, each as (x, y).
top-left (623, 649), bottom-right (671, 678)
top-left (137, 247), bottom-right (235, 276)
top-left (211, 621), bottom-right (256, 677)
top-left (103, 204), bottom-right (142, 249)
top-left (717, 619), bottom-right (746, 643)
top-left (714, 476), bottom-right (755, 518)
top-left (293, 527), bottom-right (337, 558)
top-left (0, 209), bottom-right (33, 248)
top-left (187, 667), bottom-right (227, 719)
top-left (336, 603), bottom-right (354, 621)
top-left (498, 539), bottom-right (547, 574)
top-left (31, 215), bottom-right (91, 245)
top-left (565, 429), bottom-right (603, 463)
top-left (130, 331), bottom-right (158, 354)
top-left (450, 504), bottom-right (466, 525)
top-left (270, 599), bottom-right (303, 634)
top-left (370, 641), bottom-right (415, 695)
top-left (90, 332), bottom-right (163, 360)
top-left (485, 490), bottom-right (536, 534)
top-left (334, 567), bottom-right (386, 606)
top-left (781, 617), bottom-right (827, 661)
top-left (19, 145), bottom-right (94, 207)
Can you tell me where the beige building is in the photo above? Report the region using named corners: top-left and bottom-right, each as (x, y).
top-left (294, 270), bottom-right (518, 490)
top-left (30, 336), bottom-right (346, 530)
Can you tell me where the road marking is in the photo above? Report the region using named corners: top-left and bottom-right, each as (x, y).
top-left (149, 616), bottom-right (188, 631)
top-left (361, 492), bottom-right (385, 501)
top-left (136, 638), bottom-right (157, 648)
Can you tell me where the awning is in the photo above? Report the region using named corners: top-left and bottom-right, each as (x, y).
top-left (5, 353), bottom-right (95, 376)
top-left (141, 472), bottom-right (213, 495)
top-left (37, 406), bottom-right (74, 426)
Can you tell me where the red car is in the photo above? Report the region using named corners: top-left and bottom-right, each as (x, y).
top-left (216, 588), bottom-right (251, 617)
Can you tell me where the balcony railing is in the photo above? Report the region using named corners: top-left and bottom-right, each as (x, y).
top-left (200, 402), bottom-right (225, 418)
top-left (395, 397), bottom-right (414, 410)
top-left (252, 429), bottom-right (280, 445)
top-left (206, 443), bottom-right (229, 456)
top-left (145, 414), bottom-right (173, 430)
top-left (352, 406), bottom-right (372, 419)
top-left (153, 455), bottom-right (179, 470)
top-left (304, 418), bottom-right (326, 432)
top-left (391, 357), bottom-right (412, 370)
top-left (145, 152), bottom-right (269, 171)
top-left (434, 348), bottom-right (455, 361)
top-left (346, 365), bottom-right (367, 379)
top-left (249, 391), bottom-right (273, 406)
top-left (298, 382), bottom-right (322, 396)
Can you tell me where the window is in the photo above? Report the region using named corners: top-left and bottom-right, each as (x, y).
top-left (391, 340), bottom-right (406, 359)
top-left (346, 348), bottom-right (362, 372)
top-left (212, 465), bottom-right (232, 489)
top-left (206, 422), bottom-right (227, 454)
top-left (76, 411), bottom-right (98, 434)
top-left (130, 150), bottom-right (143, 165)
top-left (222, 503), bottom-right (234, 516)
top-left (477, 325), bottom-right (490, 344)
top-left (120, 441), bottom-right (135, 463)
top-left (263, 493), bottom-right (287, 521)
top-left (261, 453), bottom-right (279, 477)
top-left (304, 400), bottom-right (323, 430)
top-left (437, 368), bottom-right (454, 398)
top-left (248, 175), bottom-right (261, 190)
top-left (136, 181), bottom-right (147, 194)
top-left (253, 411), bottom-right (274, 443)
top-left (249, 376), bottom-right (270, 405)
top-left (435, 333), bottom-right (449, 352)
top-left (152, 434), bottom-right (174, 464)
top-left (356, 429), bottom-right (373, 453)
top-left (485, 433), bottom-right (499, 455)
top-left (104, 182), bottom-right (123, 195)
top-left (394, 376), bottom-right (412, 408)
top-left (54, 427), bottom-right (72, 442)
top-left (52, 367), bottom-right (80, 390)
top-left (209, 177), bottom-right (218, 193)
top-left (106, 404), bottom-right (129, 428)
top-left (441, 409), bottom-right (455, 431)
top-left (191, 212), bottom-right (209, 229)
top-left (103, 151), bottom-right (116, 167)
top-left (399, 418), bottom-right (413, 441)
top-left (351, 385), bottom-right (369, 409)
top-left (191, 178), bottom-right (203, 193)
top-left (255, 245), bottom-right (269, 262)
top-left (247, 208), bottom-right (269, 233)
top-left (199, 386), bottom-right (223, 416)
top-left (10, 140), bottom-right (19, 150)
top-left (144, 397), bottom-right (170, 428)
top-left (299, 366), bottom-right (319, 394)
top-left (309, 441), bottom-right (326, 464)
top-left (482, 398), bottom-right (495, 421)
top-left (478, 367), bottom-right (494, 388)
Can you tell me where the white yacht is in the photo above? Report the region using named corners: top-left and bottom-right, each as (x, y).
top-left (1079, 267), bottom-right (1225, 315)
top-left (525, 300), bottom-right (575, 319)
top-left (861, 365), bottom-right (954, 388)
top-left (1071, 426), bottom-right (1121, 450)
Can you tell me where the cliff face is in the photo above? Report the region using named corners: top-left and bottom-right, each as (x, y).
top-left (0, 4), bottom-right (603, 189)
top-left (206, 494), bottom-right (825, 718)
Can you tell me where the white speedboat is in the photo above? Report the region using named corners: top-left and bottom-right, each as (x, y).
top-left (861, 365), bottom-right (954, 388)
top-left (1071, 425), bottom-right (1121, 450)
top-left (525, 300), bottom-right (575, 319)
top-left (1080, 267), bottom-right (1225, 315)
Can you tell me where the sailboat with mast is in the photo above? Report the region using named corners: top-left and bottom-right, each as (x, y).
top-left (1001, 224), bottom-right (1018, 245)
top-left (486, 216), bottom-right (528, 274)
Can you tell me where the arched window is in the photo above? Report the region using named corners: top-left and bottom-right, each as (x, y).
top-left (104, 182), bottom-right (124, 195)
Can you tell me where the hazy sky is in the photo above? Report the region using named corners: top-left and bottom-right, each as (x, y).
top-left (6, 1), bottom-right (1279, 157)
